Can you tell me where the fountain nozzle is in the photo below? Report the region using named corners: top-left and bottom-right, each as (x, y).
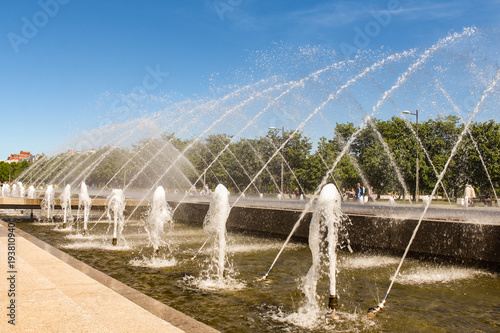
top-left (327, 294), bottom-right (341, 320)
top-left (328, 294), bottom-right (338, 311)
top-left (112, 238), bottom-right (117, 246)
top-left (62, 223), bottom-right (67, 229)
top-left (367, 301), bottom-right (385, 319)
top-left (254, 273), bottom-right (268, 282)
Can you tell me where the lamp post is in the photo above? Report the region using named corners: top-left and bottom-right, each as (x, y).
top-left (269, 126), bottom-right (284, 198)
top-left (402, 110), bottom-right (419, 202)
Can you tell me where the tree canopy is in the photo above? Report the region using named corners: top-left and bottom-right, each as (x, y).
top-left (10, 117), bottom-right (500, 200)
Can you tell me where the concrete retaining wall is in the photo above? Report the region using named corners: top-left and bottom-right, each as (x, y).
top-left (171, 201), bottom-right (500, 270)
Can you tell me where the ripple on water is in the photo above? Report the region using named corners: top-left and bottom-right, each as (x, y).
top-left (183, 274), bottom-right (246, 292)
top-left (65, 234), bottom-right (109, 240)
top-left (343, 255), bottom-right (399, 269)
top-left (268, 306), bottom-right (378, 332)
top-left (61, 241), bottom-right (133, 251)
top-left (397, 266), bottom-right (494, 285)
top-left (228, 242), bottom-right (303, 254)
top-left (129, 256), bottom-right (177, 268)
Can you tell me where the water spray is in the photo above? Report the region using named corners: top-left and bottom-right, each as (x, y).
top-left (367, 301), bottom-right (385, 319)
top-left (191, 237), bottom-right (209, 260)
top-left (106, 189), bottom-right (125, 247)
top-left (368, 69), bottom-right (500, 318)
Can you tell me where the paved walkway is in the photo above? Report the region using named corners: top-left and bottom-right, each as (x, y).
top-left (0, 220), bottom-right (218, 332)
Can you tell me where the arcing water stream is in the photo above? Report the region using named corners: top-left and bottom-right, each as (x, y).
top-left (5, 26), bottom-right (500, 332)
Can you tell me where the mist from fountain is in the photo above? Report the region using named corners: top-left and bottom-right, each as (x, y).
top-left (63, 120), bottom-right (160, 188)
top-left (87, 80), bottom-right (274, 202)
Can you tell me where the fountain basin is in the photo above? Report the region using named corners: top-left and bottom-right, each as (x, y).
top-left (172, 201), bottom-right (500, 270)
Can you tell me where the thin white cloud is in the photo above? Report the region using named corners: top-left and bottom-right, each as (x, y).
top-left (394, 1), bottom-right (470, 21)
top-left (224, 0), bottom-right (483, 32)
top-left (227, 1), bottom-right (372, 31)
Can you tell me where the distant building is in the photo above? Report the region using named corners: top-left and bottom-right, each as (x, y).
top-left (62, 149), bottom-right (75, 155)
top-left (59, 149), bottom-right (96, 156)
top-left (7, 151), bottom-right (32, 163)
top-left (27, 154), bottom-right (42, 163)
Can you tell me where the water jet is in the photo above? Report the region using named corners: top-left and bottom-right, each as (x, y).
top-left (106, 189), bottom-right (125, 246)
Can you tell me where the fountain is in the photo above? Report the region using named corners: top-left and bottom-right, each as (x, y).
top-left (143, 186), bottom-right (173, 254)
top-left (12, 201), bottom-right (500, 332)
top-left (288, 184), bottom-right (345, 324)
top-left (17, 182), bottom-right (25, 198)
top-left (60, 184), bottom-right (73, 229)
top-left (27, 185), bottom-right (36, 198)
top-left (5, 26), bottom-right (500, 332)
top-left (199, 184), bottom-right (231, 286)
top-left (11, 183), bottom-right (18, 197)
top-left (106, 189), bottom-right (125, 245)
top-left (77, 182), bottom-right (92, 234)
top-left (40, 185), bottom-right (55, 222)
top-left (2, 183), bottom-right (11, 197)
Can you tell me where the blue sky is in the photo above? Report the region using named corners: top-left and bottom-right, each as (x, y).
top-left (1, 0), bottom-right (499, 159)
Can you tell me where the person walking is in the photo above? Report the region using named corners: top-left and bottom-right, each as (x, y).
top-left (464, 184), bottom-right (476, 207)
top-left (483, 189), bottom-right (492, 207)
top-left (368, 186), bottom-right (375, 202)
top-left (356, 183), bottom-right (362, 203)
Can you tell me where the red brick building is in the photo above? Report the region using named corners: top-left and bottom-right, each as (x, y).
top-left (7, 151), bottom-right (32, 162)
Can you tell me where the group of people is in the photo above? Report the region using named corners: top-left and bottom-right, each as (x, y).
top-left (285, 187), bottom-right (302, 199)
top-left (190, 184), bottom-right (212, 196)
top-left (464, 184), bottom-right (493, 207)
top-left (341, 183), bottom-right (375, 203)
